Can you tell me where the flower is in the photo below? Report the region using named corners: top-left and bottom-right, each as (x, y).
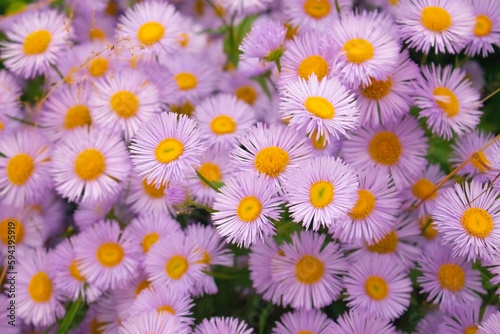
top-left (119, 311), bottom-right (190, 334)
top-left (218, 0), bottom-right (273, 15)
top-left (330, 309), bottom-right (398, 334)
top-left (194, 317), bottom-right (253, 334)
top-left (272, 309), bottom-right (333, 334)
top-left (283, 0), bottom-right (340, 32)
top-left (240, 17), bottom-right (286, 61)
top-left (125, 172), bottom-right (172, 214)
top-left (439, 304), bottom-right (497, 333)
top-left (479, 311), bottom-right (500, 334)
top-left (465, 0), bottom-right (500, 57)
top-left (485, 140), bottom-right (500, 192)
top-left (0, 70), bottom-right (23, 135)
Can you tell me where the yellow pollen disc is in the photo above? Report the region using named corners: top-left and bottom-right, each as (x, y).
top-left (461, 207), bottom-right (494, 238)
top-left (165, 255), bottom-right (189, 280)
top-left (421, 6), bottom-right (452, 32)
top-left (297, 331), bottom-right (315, 334)
top-left (367, 230), bottom-right (398, 254)
top-left (194, 0), bottom-right (205, 16)
top-left (89, 58), bottom-right (108, 77)
top-left (349, 189), bottom-right (376, 220)
top-left (142, 232), bottom-right (160, 253)
top-left (23, 30), bottom-right (51, 55)
top-left (297, 55), bottom-right (329, 81)
top-left (28, 271), bottom-right (53, 302)
top-left (309, 181), bottom-right (334, 208)
top-left (311, 131), bottom-right (327, 150)
top-left (171, 101), bottom-right (195, 117)
top-left (412, 178), bottom-right (437, 200)
top-left (438, 263), bottom-right (465, 292)
top-left (419, 216), bottom-right (438, 240)
top-left (105, 0), bottom-right (117, 16)
top-left (388, 0), bottom-right (398, 5)
top-left (89, 28), bottom-right (106, 40)
top-left (90, 318), bottom-right (105, 334)
top-left (134, 279), bottom-right (151, 297)
top-left (471, 151), bottom-right (491, 173)
top-left (155, 138), bottom-right (184, 164)
top-left (96, 242), bottom-right (124, 267)
top-left (474, 15), bottom-right (492, 37)
top-left (464, 326), bottom-right (479, 334)
top-left (254, 146), bottom-right (290, 178)
top-left (303, 0), bottom-right (331, 19)
top-left (295, 255), bottom-right (325, 284)
top-left (342, 38), bottom-right (374, 64)
top-left (157, 305), bottom-right (175, 315)
top-left (69, 260), bottom-right (85, 282)
top-left (198, 162), bottom-right (222, 188)
top-left (74, 148), bottom-right (106, 181)
top-left (210, 115), bottom-right (237, 135)
top-left (0, 218), bottom-right (24, 245)
top-left (235, 85), bottom-right (257, 105)
top-left (65, 105), bottom-right (92, 130)
top-left (0, 121), bottom-right (4, 131)
top-left (364, 275), bottom-right (389, 301)
top-left (137, 22), bottom-right (165, 46)
top-left (6, 153), bottom-right (35, 185)
top-left (142, 179), bottom-right (167, 198)
top-left (174, 72), bottom-right (198, 90)
top-left (304, 96), bottom-right (335, 119)
top-left (178, 33), bottom-right (189, 47)
top-left (361, 77), bottom-right (393, 100)
top-left (434, 87), bottom-right (459, 117)
top-left (237, 196), bottom-right (262, 222)
top-left (110, 91), bottom-right (139, 118)
top-left (368, 131), bottom-right (402, 166)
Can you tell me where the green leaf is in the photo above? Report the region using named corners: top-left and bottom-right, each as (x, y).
top-left (196, 169), bottom-right (225, 192)
top-left (57, 295), bottom-right (88, 334)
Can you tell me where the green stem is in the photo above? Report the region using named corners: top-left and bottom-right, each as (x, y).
top-left (57, 295), bottom-right (83, 334)
top-left (258, 303), bottom-right (272, 334)
top-left (50, 63), bottom-right (64, 80)
top-left (196, 169), bottom-right (223, 193)
top-left (6, 115), bottom-right (38, 127)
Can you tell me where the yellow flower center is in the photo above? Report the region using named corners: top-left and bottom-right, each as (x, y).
top-left (105, 0), bottom-right (117, 16)
top-left (342, 38), bottom-right (374, 64)
top-left (155, 138), bottom-right (184, 163)
top-left (304, 96), bottom-right (335, 119)
top-left (89, 28), bottom-right (106, 41)
top-left (368, 131), bottom-right (402, 166)
top-left (474, 15), bottom-right (492, 37)
top-left (137, 22), bottom-right (165, 46)
top-left (237, 196), bottom-right (262, 222)
top-left (461, 207), bottom-right (494, 238)
top-left (157, 305), bottom-right (176, 315)
top-left (134, 279), bottom-right (151, 297)
top-left (349, 189), bottom-right (376, 220)
top-left (194, 0), bottom-right (205, 15)
top-left (198, 162), bottom-right (222, 188)
top-left (254, 146), bottom-right (290, 178)
top-left (297, 332), bottom-right (315, 334)
top-left (96, 242), bottom-right (124, 267)
top-left (434, 87), bottom-right (459, 117)
top-left (110, 91), bottom-right (139, 119)
top-left (23, 30), bottom-right (51, 55)
top-left (0, 121), bottom-right (4, 131)
top-left (464, 326), bottom-right (479, 334)
top-left (142, 179), bottom-right (166, 198)
top-left (174, 72), bottom-right (198, 90)
top-left (90, 318), bottom-right (105, 334)
top-left (170, 101), bottom-right (195, 117)
top-left (29, 271), bottom-right (53, 302)
top-left (7, 153), bottom-right (35, 185)
top-left (388, 0), bottom-right (398, 5)
top-left (65, 105), bottom-right (92, 130)
top-left (165, 255), bottom-right (189, 280)
top-left (178, 33), bottom-right (189, 47)
top-left (421, 6), bottom-right (452, 32)
top-left (309, 181), bottom-right (334, 208)
top-left (471, 151), bottom-right (491, 173)
top-left (438, 263), bottom-right (465, 292)
top-left (419, 216), bottom-right (438, 240)
top-left (361, 77), bottom-right (393, 100)
top-left (412, 178), bottom-right (438, 200)
top-left (198, 250), bottom-right (211, 265)
top-left (142, 232), bottom-right (160, 253)
top-left (210, 115), bottom-right (237, 135)
top-left (235, 85), bottom-right (257, 105)
top-left (310, 131), bottom-right (327, 150)
top-left (364, 275), bottom-right (389, 301)
top-left (89, 58), bottom-right (108, 77)
top-left (303, 0), bottom-right (331, 19)
top-left (295, 255), bottom-right (325, 284)
top-left (0, 218), bottom-right (24, 245)
top-left (367, 230), bottom-right (398, 254)
top-left (69, 260), bottom-right (85, 282)
top-left (297, 55), bottom-right (329, 81)
top-left (74, 148), bottom-right (106, 181)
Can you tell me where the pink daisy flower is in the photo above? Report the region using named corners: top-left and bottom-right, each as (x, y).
top-left (439, 305), bottom-right (497, 333)
top-left (283, 0), bottom-right (340, 32)
top-left (119, 311), bottom-right (190, 334)
top-left (479, 311), bottom-right (500, 334)
top-left (194, 317), bottom-right (253, 334)
top-left (272, 309), bottom-right (333, 334)
top-left (465, 0), bottom-right (500, 57)
top-left (0, 70), bottom-right (23, 135)
top-left (240, 17), bottom-right (286, 61)
top-left (125, 172), bottom-right (172, 215)
top-left (218, 0), bottom-right (273, 15)
top-left (330, 309), bottom-right (397, 334)
top-left (485, 140), bottom-right (500, 192)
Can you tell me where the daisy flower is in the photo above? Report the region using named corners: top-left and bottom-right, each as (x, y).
top-left (0, 70), bottom-right (23, 135)
top-left (432, 180), bottom-right (500, 262)
top-left (417, 215), bottom-right (440, 243)
top-left (218, 0), bottom-right (273, 15)
top-left (418, 241), bottom-right (484, 313)
top-left (117, 1), bottom-right (183, 59)
top-left (479, 311), bottom-right (500, 334)
top-left (332, 169), bottom-right (400, 244)
top-left (111, 272), bottom-right (154, 322)
top-left (231, 123), bottom-right (312, 187)
top-left (130, 112), bottom-right (205, 186)
top-left (415, 311), bottom-right (446, 334)
top-left (279, 74), bottom-right (359, 144)
top-left (341, 115), bottom-right (428, 190)
top-left (240, 18), bottom-right (286, 62)
top-left (73, 196), bottom-right (115, 230)
top-left (485, 140), bottom-right (500, 192)
top-left (194, 317), bottom-right (253, 334)
top-left (212, 171), bottom-right (284, 248)
top-left (283, 0), bottom-right (341, 32)
top-left (283, 156), bottom-right (358, 231)
top-left (414, 64), bottom-right (482, 140)
top-left (0, 129), bottom-right (52, 208)
top-left (0, 294), bottom-right (20, 334)
top-left (193, 94), bottom-right (256, 152)
top-left (465, 0), bottom-right (500, 57)
top-left (89, 69), bottom-right (160, 142)
top-left (354, 50), bottom-right (419, 127)
top-left (51, 126), bottom-right (131, 204)
top-left (271, 231), bottom-right (347, 310)
top-left (0, 9), bottom-right (71, 78)
top-left (173, 18), bottom-right (208, 54)
top-left (330, 10), bottom-right (400, 86)
top-left (396, 0), bottom-right (475, 54)
top-left (73, 220), bottom-right (142, 290)
top-left (343, 254), bottom-right (412, 320)
top-left (330, 309), bottom-right (397, 334)
top-left (439, 304), bottom-right (497, 333)
top-left (119, 311), bottom-right (190, 334)
top-left (16, 249), bottom-right (65, 327)
top-left (272, 309), bottom-right (333, 334)
top-left (125, 172), bottom-right (172, 214)
top-left (71, 2), bottom-right (117, 43)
